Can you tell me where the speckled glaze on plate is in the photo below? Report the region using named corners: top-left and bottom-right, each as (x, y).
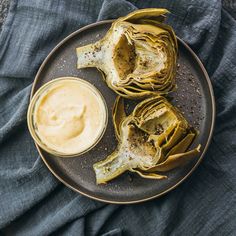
top-left (31, 20), bottom-right (215, 204)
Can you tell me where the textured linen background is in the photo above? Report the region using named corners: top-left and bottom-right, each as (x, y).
top-left (0, 0), bottom-right (235, 235)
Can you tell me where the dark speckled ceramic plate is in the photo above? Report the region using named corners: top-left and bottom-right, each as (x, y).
top-left (31, 20), bottom-right (215, 204)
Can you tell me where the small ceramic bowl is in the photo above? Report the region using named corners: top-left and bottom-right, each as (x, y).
top-left (27, 77), bottom-right (108, 157)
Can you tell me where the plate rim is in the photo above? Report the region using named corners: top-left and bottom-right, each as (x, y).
top-left (31, 20), bottom-right (216, 204)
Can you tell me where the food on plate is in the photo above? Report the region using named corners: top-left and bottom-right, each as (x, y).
top-left (93, 96), bottom-right (200, 184)
top-left (27, 77), bottom-right (107, 157)
top-left (76, 8), bottom-right (178, 99)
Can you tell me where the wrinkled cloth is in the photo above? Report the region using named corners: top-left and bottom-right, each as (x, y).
top-left (0, 0), bottom-right (236, 235)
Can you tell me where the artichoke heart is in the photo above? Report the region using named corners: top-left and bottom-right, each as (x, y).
top-left (93, 96), bottom-right (201, 184)
top-left (76, 9), bottom-right (178, 99)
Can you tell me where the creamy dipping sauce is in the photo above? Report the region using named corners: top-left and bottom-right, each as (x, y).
top-left (30, 78), bottom-right (107, 156)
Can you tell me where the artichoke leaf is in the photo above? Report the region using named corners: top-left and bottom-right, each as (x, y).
top-left (166, 132), bottom-right (196, 157)
top-left (130, 169), bottom-right (167, 180)
top-left (76, 9), bottom-right (178, 99)
top-left (145, 145), bottom-right (201, 172)
top-left (112, 96), bottom-right (126, 141)
top-left (118, 8), bottom-right (169, 23)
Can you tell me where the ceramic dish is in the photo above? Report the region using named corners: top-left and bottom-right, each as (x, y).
top-left (30, 20), bottom-right (215, 204)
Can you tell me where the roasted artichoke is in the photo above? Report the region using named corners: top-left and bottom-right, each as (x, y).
top-left (76, 9), bottom-right (178, 99)
top-left (93, 96), bottom-right (200, 184)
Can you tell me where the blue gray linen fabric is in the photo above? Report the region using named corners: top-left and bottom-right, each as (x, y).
top-left (0, 0), bottom-right (236, 235)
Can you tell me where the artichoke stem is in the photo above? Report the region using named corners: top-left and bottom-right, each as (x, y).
top-left (76, 41), bottom-right (104, 69)
top-left (93, 152), bottom-right (129, 184)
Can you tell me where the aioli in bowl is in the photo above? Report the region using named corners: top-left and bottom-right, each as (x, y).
top-left (27, 77), bottom-right (108, 157)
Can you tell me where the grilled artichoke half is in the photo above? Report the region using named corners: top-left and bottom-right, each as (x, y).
top-left (93, 96), bottom-right (201, 184)
top-left (76, 9), bottom-right (178, 99)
